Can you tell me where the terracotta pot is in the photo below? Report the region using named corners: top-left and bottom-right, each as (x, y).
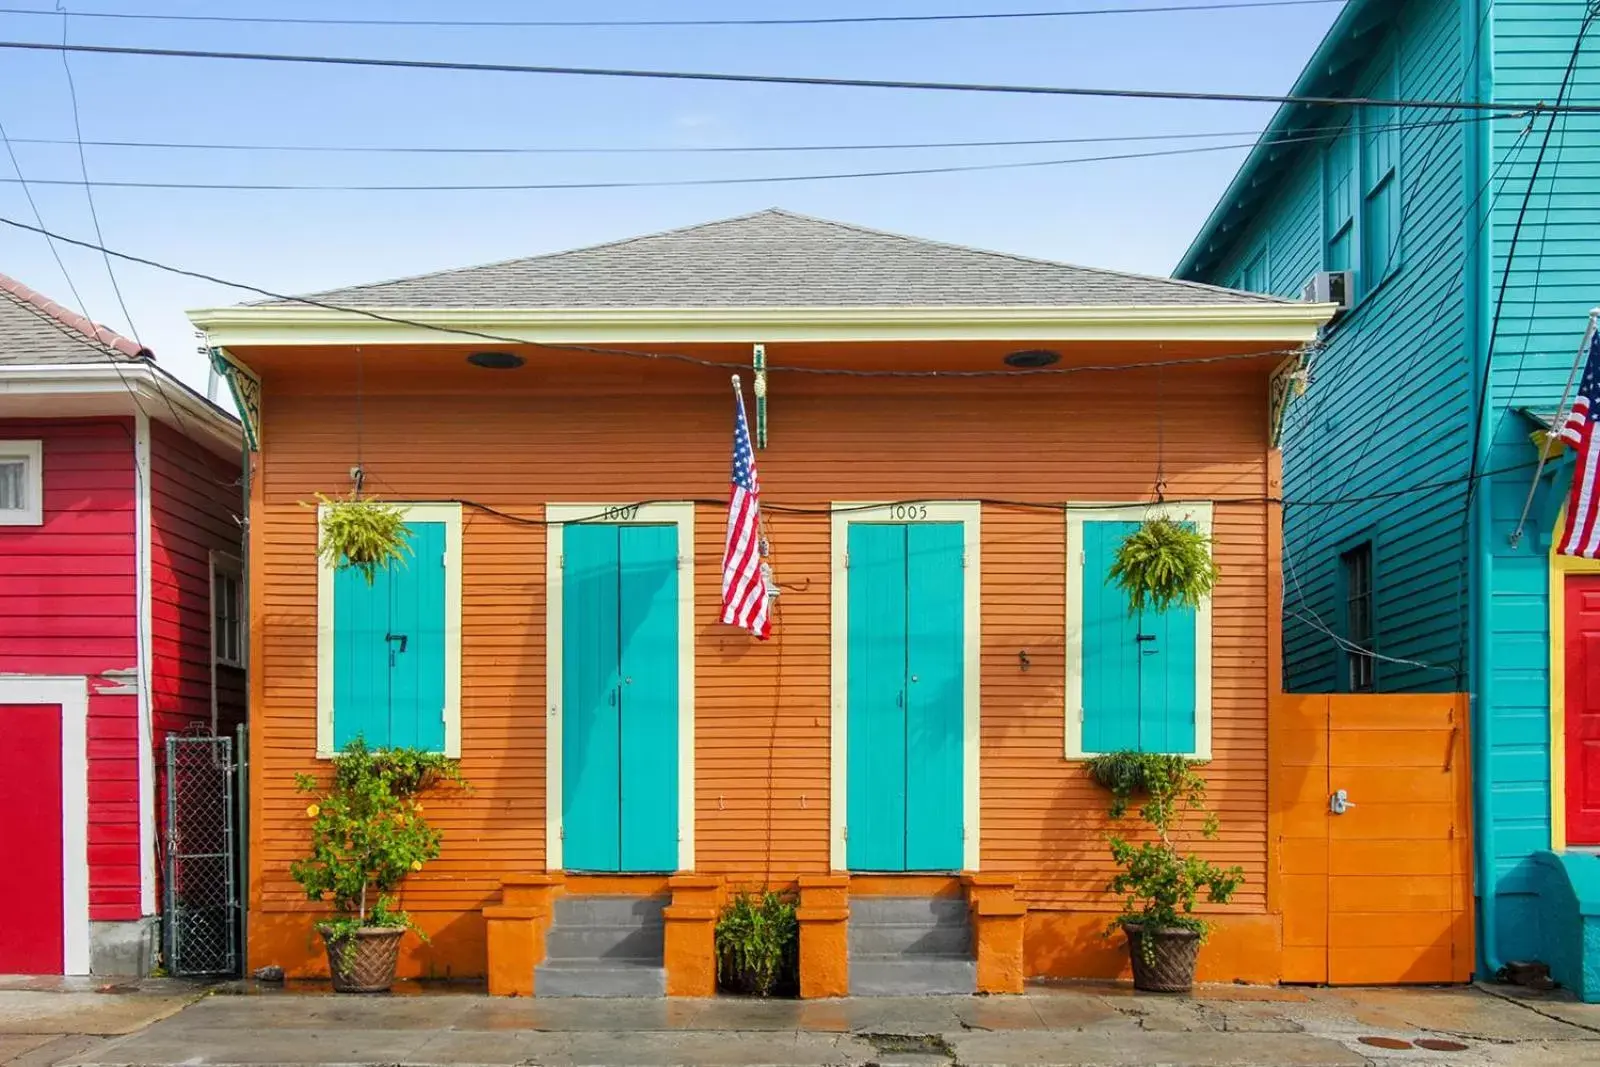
top-left (1122, 922), bottom-right (1201, 993)
top-left (319, 925), bottom-right (405, 993)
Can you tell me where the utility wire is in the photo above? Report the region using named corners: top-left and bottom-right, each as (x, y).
top-left (1, 39), bottom-right (1595, 115)
top-left (0, 2), bottom-right (1351, 30)
top-left (56, 5), bottom-right (141, 348)
top-left (0, 115), bottom-right (1482, 158)
top-left (0, 115), bottom-right (1526, 193)
top-left (0, 210), bottom-right (1309, 380)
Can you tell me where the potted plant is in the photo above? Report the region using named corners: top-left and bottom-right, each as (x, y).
top-left (1085, 751), bottom-right (1243, 993)
top-left (290, 739), bottom-right (463, 992)
top-left (715, 890), bottom-right (798, 997)
top-left (1108, 517), bottom-right (1216, 615)
top-left (312, 493), bottom-right (413, 584)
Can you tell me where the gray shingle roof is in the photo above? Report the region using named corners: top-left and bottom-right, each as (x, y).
top-left (273, 209), bottom-right (1289, 310)
top-left (1, 272), bottom-right (149, 364)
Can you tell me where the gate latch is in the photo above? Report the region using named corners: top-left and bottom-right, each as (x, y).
top-left (1329, 788), bottom-right (1355, 815)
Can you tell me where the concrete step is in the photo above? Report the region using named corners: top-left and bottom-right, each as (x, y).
top-left (544, 922), bottom-right (666, 961)
top-left (552, 894), bottom-right (667, 927)
top-left (534, 959), bottom-right (667, 998)
top-left (848, 896), bottom-right (968, 927)
top-left (849, 954), bottom-right (977, 996)
top-left (848, 921), bottom-right (971, 956)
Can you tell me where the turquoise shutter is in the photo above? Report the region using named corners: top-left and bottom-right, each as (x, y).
top-left (905, 523), bottom-right (964, 871)
top-left (1138, 598), bottom-right (1198, 755)
top-left (617, 524), bottom-right (680, 872)
top-left (562, 525), bottom-right (622, 871)
top-left (847, 523), bottom-right (908, 871)
top-left (388, 522), bottom-right (447, 752)
top-left (1081, 521), bottom-right (1143, 753)
top-left (333, 560), bottom-right (392, 749)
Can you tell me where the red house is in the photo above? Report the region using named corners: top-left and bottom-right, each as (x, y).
top-left (0, 274), bottom-right (243, 976)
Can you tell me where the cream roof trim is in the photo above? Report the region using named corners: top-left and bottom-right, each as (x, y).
top-left (188, 303), bottom-right (1337, 347)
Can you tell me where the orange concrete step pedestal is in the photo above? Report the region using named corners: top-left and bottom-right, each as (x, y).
top-left (796, 875), bottom-right (850, 998)
top-left (484, 874), bottom-right (564, 997)
top-left (663, 875), bottom-right (725, 997)
top-left (964, 873), bottom-right (1027, 994)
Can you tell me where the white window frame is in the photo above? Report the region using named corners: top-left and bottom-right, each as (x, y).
top-left (211, 553), bottom-right (244, 669)
top-left (315, 502), bottom-right (463, 759)
top-left (0, 439), bottom-right (43, 526)
top-left (544, 502), bottom-right (696, 873)
top-left (1064, 501), bottom-right (1214, 760)
top-left (829, 501), bottom-right (981, 873)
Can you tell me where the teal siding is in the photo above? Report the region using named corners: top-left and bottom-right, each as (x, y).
top-left (845, 522), bottom-right (964, 872)
top-left (1482, 0), bottom-right (1600, 965)
top-left (1185, 0), bottom-right (1471, 697)
top-left (561, 524), bottom-right (680, 872)
top-left (331, 521), bottom-right (447, 752)
top-left (1181, 0), bottom-right (1600, 976)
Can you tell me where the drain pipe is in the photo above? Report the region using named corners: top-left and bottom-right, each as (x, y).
top-left (1464, 0), bottom-right (1504, 981)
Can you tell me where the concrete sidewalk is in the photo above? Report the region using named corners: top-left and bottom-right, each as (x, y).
top-left (4, 980), bottom-right (1599, 1067)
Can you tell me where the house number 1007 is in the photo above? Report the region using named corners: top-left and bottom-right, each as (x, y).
top-left (600, 505), bottom-right (640, 522)
top-left (886, 504), bottom-right (928, 520)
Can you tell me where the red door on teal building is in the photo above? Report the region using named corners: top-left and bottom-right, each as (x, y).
top-left (1563, 576), bottom-right (1600, 846)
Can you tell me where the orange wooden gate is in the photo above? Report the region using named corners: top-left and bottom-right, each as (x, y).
top-left (1274, 693), bottom-right (1474, 984)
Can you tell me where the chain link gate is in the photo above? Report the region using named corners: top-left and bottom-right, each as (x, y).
top-left (164, 733), bottom-right (240, 976)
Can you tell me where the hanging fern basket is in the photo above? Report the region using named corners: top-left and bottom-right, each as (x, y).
top-left (313, 493), bottom-right (413, 584)
top-left (1108, 517), bottom-right (1216, 615)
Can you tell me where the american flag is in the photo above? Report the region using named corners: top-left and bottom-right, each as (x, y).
top-left (720, 382), bottom-right (772, 638)
top-left (1558, 330), bottom-right (1600, 556)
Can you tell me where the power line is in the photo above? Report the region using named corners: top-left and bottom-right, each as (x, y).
top-left (0, 115), bottom-right (1524, 193)
top-left (0, 2), bottom-right (1349, 30)
top-left (0, 209), bottom-right (1311, 380)
top-left (0, 113), bottom-right (1492, 159)
top-left (1, 39), bottom-right (1594, 115)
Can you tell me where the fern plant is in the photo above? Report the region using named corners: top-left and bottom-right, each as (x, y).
top-left (715, 891), bottom-right (798, 997)
top-left (1108, 518), bottom-right (1216, 615)
top-left (312, 493), bottom-right (413, 585)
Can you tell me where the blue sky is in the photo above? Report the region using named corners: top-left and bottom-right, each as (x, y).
top-left (0, 1), bottom-right (1345, 392)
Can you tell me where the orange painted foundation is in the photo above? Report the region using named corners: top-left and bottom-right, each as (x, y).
top-left (664, 875), bottom-right (725, 997)
top-left (797, 876), bottom-right (850, 998)
top-left (1024, 910), bottom-right (1284, 985)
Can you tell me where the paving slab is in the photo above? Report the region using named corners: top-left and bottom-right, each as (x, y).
top-left (950, 1028), bottom-right (1371, 1066)
top-left (0, 992), bottom-right (197, 1036)
top-left (65, 1025), bottom-right (439, 1066)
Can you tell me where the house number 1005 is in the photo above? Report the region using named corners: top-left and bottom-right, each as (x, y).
top-left (886, 504), bottom-right (929, 520)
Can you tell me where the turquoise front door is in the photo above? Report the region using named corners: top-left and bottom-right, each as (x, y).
top-left (1080, 520), bottom-right (1198, 754)
top-left (846, 522), bottom-right (964, 872)
top-left (562, 523), bottom-right (679, 872)
top-left (332, 521), bottom-right (447, 751)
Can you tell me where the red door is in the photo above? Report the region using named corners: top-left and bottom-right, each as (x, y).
top-left (1565, 577), bottom-right (1600, 846)
top-left (0, 704), bottom-right (64, 973)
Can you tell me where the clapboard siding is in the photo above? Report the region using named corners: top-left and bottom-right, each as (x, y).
top-left (242, 354), bottom-right (1275, 975)
top-left (1479, 0), bottom-right (1600, 966)
top-left (1184, 0), bottom-right (1470, 695)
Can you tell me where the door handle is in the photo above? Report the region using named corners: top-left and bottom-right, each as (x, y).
top-left (385, 633), bottom-right (408, 654)
top-left (1135, 634), bottom-right (1157, 642)
top-left (897, 690), bottom-right (904, 708)
top-left (1329, 789), bottom-right (1355, 815)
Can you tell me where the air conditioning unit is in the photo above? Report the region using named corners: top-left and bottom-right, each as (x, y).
top-left (1302, 270), bottom-right (1354, 311)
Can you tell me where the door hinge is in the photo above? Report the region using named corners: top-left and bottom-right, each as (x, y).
top-left (559, 553), bottom-right (564, 569)
top-left (843, 551), bottom-right (850, 570)
top-left (559, 825), bottom-right (564, 840)
top-left (842, 826), bottom-right (848, 841)
top-left (677, 555), bottom-right (685, 571)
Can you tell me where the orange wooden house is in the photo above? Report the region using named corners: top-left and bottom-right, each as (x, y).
top-left (191, 209), bottom-right (1348, 995)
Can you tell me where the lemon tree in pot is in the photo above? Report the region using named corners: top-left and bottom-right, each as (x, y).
top-left (290, 739), bottom-right (464, 992)
top-left (1085, 752), bottom-right (1243, 993)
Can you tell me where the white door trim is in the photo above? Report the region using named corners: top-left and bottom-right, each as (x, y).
top-left (0, 674), bottom-right (91, 974)
top-left (829, 502), bottom-right (981, 873)
top-left (544, 502), bottom-right (696, 873)
top-left (1063, 502), bottom-right (1214, 760)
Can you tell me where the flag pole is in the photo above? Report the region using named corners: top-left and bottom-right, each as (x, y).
top-left (731, 373), bottom-right (742, 392)
top-left (1509, 307), bottom-right (1600, 547)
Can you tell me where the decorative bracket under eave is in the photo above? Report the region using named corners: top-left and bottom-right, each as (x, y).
top-left (209, 346), bottom-right (261, 452)
top-left (1268, 351), bottom-right (1310, 448)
